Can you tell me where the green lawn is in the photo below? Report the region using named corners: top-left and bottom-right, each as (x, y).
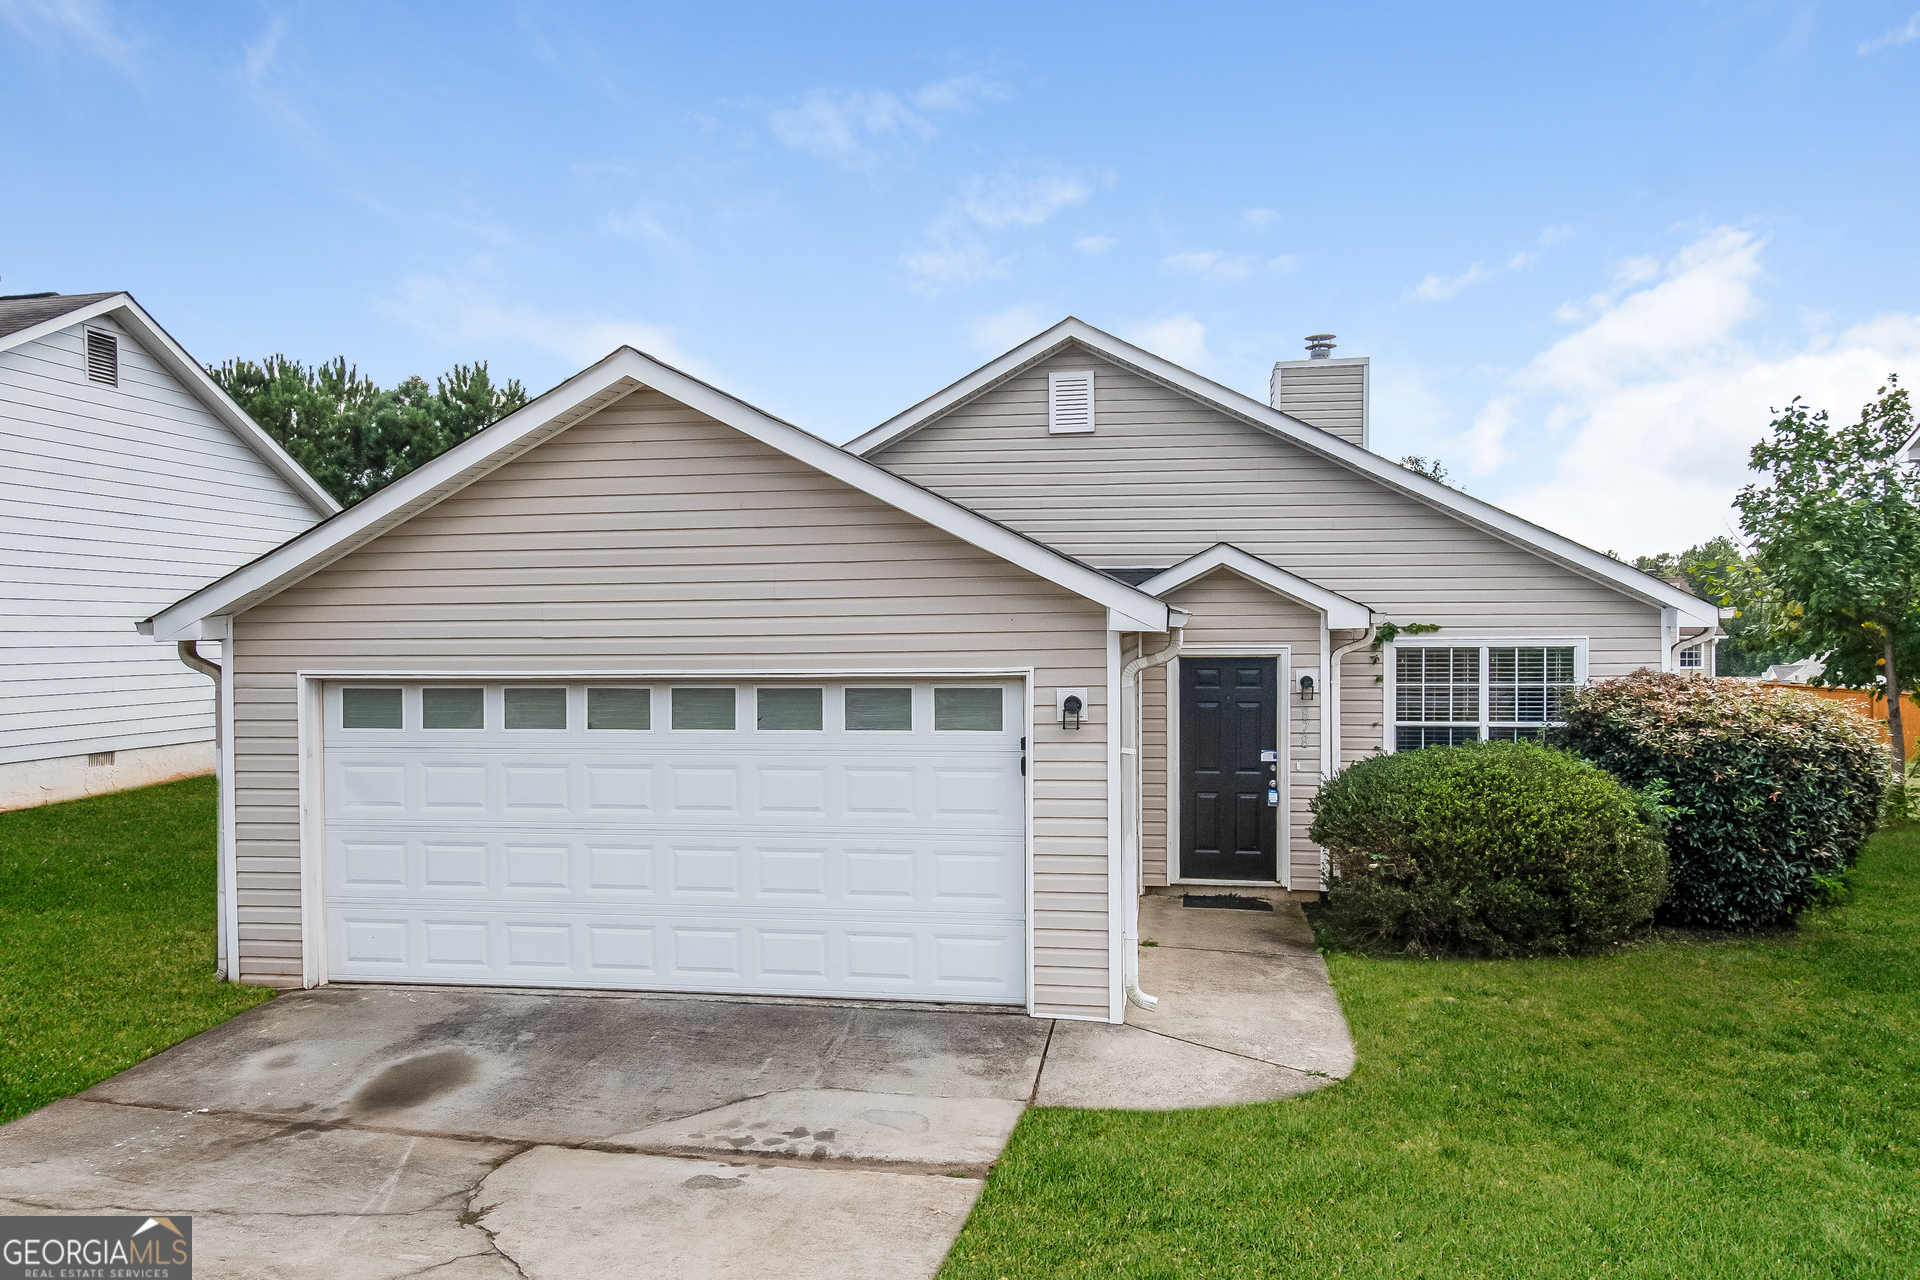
top-left (0, 777), bottom-right (272, 1123)
top-left (945, 828), bottom-right (1920, 1278)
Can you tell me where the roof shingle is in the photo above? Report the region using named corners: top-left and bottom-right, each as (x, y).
top-left (0, 292), bottom-right (122, 342)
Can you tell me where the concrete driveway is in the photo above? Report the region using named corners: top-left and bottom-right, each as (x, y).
top-left (0, 897), bottom-right (1354, 1279)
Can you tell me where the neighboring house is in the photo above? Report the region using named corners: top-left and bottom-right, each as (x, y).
top-left (143, 320), bottom-right (1720, 1024)
top-left (1763, 657), bottom-right (1827, 684)
top-left (1, 292), bottom-right (337, 812)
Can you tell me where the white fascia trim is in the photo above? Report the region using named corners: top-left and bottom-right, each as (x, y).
top-left (143, 345), bottom-right (1168, 641)
top-left (847, 317), bottom-right (1718, 630)
top-left (2, 294), bottom-right (341, 517)
top-left (1137, 543), bottom-right (1373, 630)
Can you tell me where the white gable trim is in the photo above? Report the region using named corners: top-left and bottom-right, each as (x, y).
top-left (142, 346), bottom-right (1169, 642)
top-left (1138, 544), bottom-right (1373, 629)
top-left (1, 293), bottom-right (340, 517)
top-left (847, 317), bottom-right (1719, 629)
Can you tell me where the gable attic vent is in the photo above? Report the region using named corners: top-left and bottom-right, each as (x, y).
top-left (1048, 369), bottom-right (1095, 434)
top-left (85, 329), bottom-right (119, 387)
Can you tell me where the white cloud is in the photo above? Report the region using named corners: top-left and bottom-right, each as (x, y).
top-left (904, 164), bottom-right (1095, 294)
top-left (1124, 314), bottom-right (1211, 370)
top-left (967, 304), bottom-right (1049, 352)
top-left (911, 73), bottom-right (1010, 113)
top-left (1074, 234), bottom-right (1117, 255)
top-left (1460, 227), bottom-right (1920, 556)
top-left (1241, 208), bottom-right (1280, 231)
top-left (1860, 11), bottom-right (1920, 53)
top-left (603, 202), bottom-right (673, 243)
top-left (1411, 226), bottom-right (1571, 301)
top-left (0, 0), bottom-right (136, 66)
top-left (769, 74), bottom-right (1010, 168)
top-left (959, 168), bottom-right (1093, 228)
top-left (1162, 250), bottom-right (1252, 283)
top-left (242, 12), bottom-right (285, 84)
top-left (1162, 250), bottom-right (1298, 284)
top-left (769, 89), bottom-right (930, 167)
top-left (376, 273), bottom-right (712, 378)
top-left (902, 240), bottom-right (1007, 292)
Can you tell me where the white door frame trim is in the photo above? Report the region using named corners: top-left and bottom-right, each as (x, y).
top-left (1165, 645), bottom-right (1292, 889)
top-left (294, 666), bottom-right (1037, 998)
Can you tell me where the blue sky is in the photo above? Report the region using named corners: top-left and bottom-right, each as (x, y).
top-left (4, 1), bottom-right (1918, 556)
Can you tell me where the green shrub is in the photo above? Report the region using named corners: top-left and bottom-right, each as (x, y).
top-left (1308, 741), bottom-right (1668, 956)
top-left (1551, 672), bottom-right (1886, 929)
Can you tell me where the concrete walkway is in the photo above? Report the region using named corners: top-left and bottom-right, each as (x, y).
top-left (0, 898), bottom-right (1351, 1279)
top-left (1037, 891), bottom-right (1356, 1108)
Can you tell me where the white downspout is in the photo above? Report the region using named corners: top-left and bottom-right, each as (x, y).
top-left (1120, 619), bottom-right (1184, 1012)
top-left (176, 640), bottom-right (228, 981)
top-left (1321, 624), bottom-right (1374, 895)
top-left (1327, 624), bottom-right (1376, 776)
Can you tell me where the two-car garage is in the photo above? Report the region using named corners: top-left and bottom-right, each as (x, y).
top-left (318, 678), bottom-right (1030, 1005)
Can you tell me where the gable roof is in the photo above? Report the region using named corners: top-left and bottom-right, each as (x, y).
top-left (141, 345), bottom-right (1171, 642)
top-left (1139, 544), bottom-right (1374, 629)
top-left (0, 291), bottom-right (340, 516)
top-left (847, 317), bottom-right (1720, 629)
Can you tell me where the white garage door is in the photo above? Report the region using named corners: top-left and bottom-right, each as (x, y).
top-left (319, 678), bottom-right (1027, 1004)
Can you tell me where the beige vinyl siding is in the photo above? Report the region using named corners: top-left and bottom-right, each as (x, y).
top-left (871, 344), bottom-right (1663, 722)
top-left (1147, 570), bottom-right (1323, 889)
top-left (229, 389), bottom-right (1113, 1017)
top-left (872, 346), bottom-right (1665, 892)
top-left (1272, 358), bottom-right (1367, 448)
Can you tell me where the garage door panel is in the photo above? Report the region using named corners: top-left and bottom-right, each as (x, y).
top-left (322, 679), bottom-right (1026, 1003)
top-left (326, 831), bottom-right (1023, 914)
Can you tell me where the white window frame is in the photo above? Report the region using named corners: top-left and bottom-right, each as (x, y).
top-left (1384, 636), bottom-right (1589, 753)
top-left (1678, 643), bottom-right (1704, 670)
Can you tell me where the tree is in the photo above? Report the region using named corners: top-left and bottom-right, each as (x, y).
top-left (1398, 455), bottom-right (1456, 487)
top-left (210, 356), bottom-right (528, 506)
top-left (1734, 377), bottom-right (1919, 775)
top-left (1632, 537), bottom-right (1802, 676)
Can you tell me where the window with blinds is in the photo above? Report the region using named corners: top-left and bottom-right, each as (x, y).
top-left (1048, 369), bottom-right (1095, 434)
top-left (1395, 643), bottom-right (1580, 751)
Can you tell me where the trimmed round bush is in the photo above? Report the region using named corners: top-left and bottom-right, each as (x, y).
top-left (1308, 740), bottom-right (1668, 957)
top-left (1551, 672), bottom-right (1886, 929)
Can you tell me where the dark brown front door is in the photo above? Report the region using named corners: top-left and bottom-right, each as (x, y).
top-left (1179, 657), bottom-right (1278, 881)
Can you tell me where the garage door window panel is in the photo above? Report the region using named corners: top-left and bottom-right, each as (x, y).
top-left (846, 687), bottom-right (912, 731)
top-left (341, 687), bottom-right (402, 730)
top-left (505, 686), bottom-right (568, 730)
top-left (588, 687), bottom-right (651, 731)
top-left (423, 687), bottom-right (485, 730)
top-left (934, 687), bottom-right (1003, 732)
top-left (757, 687), bottom-right (823, 731)
top-left (673, 687), bottom-right (737, 731)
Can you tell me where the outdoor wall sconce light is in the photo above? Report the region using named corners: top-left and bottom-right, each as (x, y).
top-left (1297, 673), bottom-right (1317, 701)
top-left (1055, 687), bottom-right (1088, 729)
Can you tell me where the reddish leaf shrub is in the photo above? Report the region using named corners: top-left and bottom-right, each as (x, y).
top-left (1551, 672), bottom-right (1886, 928)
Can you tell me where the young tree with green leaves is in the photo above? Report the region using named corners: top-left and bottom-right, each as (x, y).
top-left (1734, 377), bottom-right (1919, 775)
top-left (209, 356), bottom-right (528, 507)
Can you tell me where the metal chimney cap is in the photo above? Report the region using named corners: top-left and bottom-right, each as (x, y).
top-left (1304, 334), bottom-right (1336, 359)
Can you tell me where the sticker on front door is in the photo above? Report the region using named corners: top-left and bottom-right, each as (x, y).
top-left (1180, 658), bottom-right (1278, 881)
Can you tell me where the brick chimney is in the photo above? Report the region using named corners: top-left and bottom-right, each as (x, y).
top-left (1271, 334), bottom-right (1369, 449)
